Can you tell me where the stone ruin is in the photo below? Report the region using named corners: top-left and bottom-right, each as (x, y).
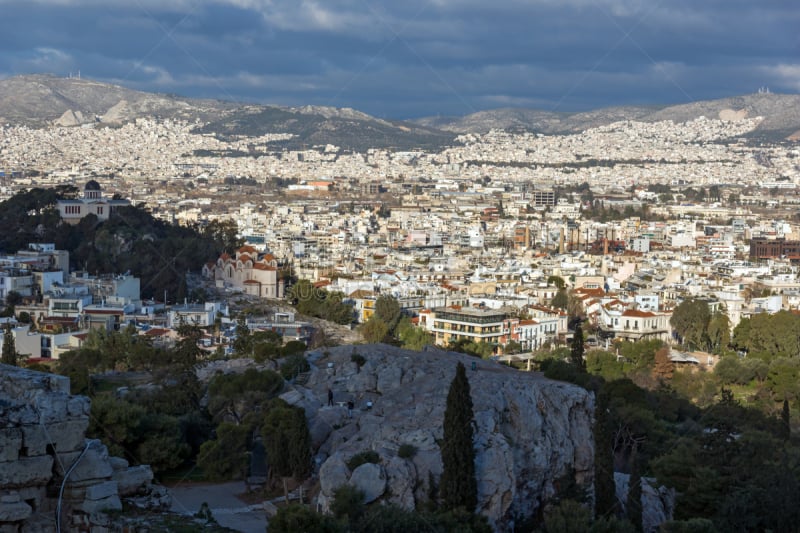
top-left (0, 363), bottom-right (170, 532)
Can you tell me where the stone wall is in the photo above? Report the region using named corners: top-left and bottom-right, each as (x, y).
top-left (0, 363), bottom-right (168, 532)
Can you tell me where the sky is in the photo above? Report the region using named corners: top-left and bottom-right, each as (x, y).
top-left (0, 0), bottom-right (798, 119)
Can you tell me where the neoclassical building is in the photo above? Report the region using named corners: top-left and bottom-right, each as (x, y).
top-left (56, 180), bottom-right (131, 224)
top-left (203, 245), bottom-right (285, 299)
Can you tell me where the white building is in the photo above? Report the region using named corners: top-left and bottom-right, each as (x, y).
top-left (56, 180), bottom-right (131, 224)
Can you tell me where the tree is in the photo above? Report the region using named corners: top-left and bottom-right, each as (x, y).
top-left (232, 315), bottom-right (253, 356)
top-left (551, 288), bottom-right (569, 310)
top-left (374, 294), bottom-right (402, 335)
top-left (440, 362), bottom-right (477, 512)
top-left (706, 311), bottom-right (731, 354)
top-left (397, 317), bottom-right (433, 351)
top-left (262, 399), bottom-right (312, 501)
top-left (196, 422), bottom-right (251, 480)
top-left (627, 446), bottom-right (643, 532)
top-left (202, 219), bottom-right (244, 254)
top-left (570, 321), bottom-right (586, 371)
top-left (5, 291), bottom-right (22, 309)
top-left (207, 368), bottom-right (284, 423)
top-left (652, 347), bottom-right (675, 382)
top-left (1, 324), bottom-right (18, 366)
top-left (594, 386), bottom-right (617, 519)
top-left (359, 316), bottom-right (389, 344)
top-left (567, 290), bottom-right (585, 320)
top-left (782, 399), bottom-right (791, 441)
top-left (670, 299), bottom-right (711, 350)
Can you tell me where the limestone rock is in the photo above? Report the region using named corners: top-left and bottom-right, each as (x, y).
top-left (78, 494), bottom-right (122, 515)
top-left (22, 419), bottom-right (89, 455)
top-left (308, 344), bottom-right (595, 531)
top-left (125, 484), bottom-right (171, 511)
top-left (0, 428), bottom-right (22, 462)
top-left (85, 481), bottom-right (119, 501)
top-left (113, 465), bottom-right (154, 497)
top-left (385, 456), bottom-right (416, 509)
top-left (57, 443), bottom-right (113, 482)
top-left (100, 100), bottom-right (129, 123)
top-left (108, 457), bottom-right (129, 472)
top-left (614, 472), bottom-right (675, 533)
top-left (0, 365), bottom-right (170, 531)
top-left (0, 456), bottom-right (53, 488)
top-left (319, 455), bottom-right (349, 496)
top-left (0, 500), bottom-right (31, 522)
top-left (54, 109), bottom-right (86, 127)
top-left (349, 463), bottom-right (386, 503)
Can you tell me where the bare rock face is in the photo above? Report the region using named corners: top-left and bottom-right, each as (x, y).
top-left (614, 472), bottom-right (675, 532)
top-left (0, 363), bottom-right (169, 531)
top-left (289, 344), bottom-right (594, 531)
top-left (54, 109), bottom-right (86, 127)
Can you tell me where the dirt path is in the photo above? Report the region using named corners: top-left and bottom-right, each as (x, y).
top-left (168, 481), bottom-right (267, 533)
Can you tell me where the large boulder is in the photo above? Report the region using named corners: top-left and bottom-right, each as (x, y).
top-left (305, 344), bottom-right (594, 531)
top-left (349, 463), bottom-right (386, 503)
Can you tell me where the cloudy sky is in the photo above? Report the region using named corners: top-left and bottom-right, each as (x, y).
top-left (1, 0), bottom-right (798, 118)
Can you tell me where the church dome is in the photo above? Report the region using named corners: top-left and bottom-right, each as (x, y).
top-left (84, 180), bottom-right (101, 191)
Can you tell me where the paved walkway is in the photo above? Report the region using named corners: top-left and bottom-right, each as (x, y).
top-left (168, 481), bottom-right (267, 533)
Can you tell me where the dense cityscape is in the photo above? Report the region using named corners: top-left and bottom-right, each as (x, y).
top-left (2, 76), bottom-right (800, 532)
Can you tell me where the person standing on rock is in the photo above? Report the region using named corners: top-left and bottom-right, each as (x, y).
top-left (347, 400), bottom-right (354, 417)
top-left (328, 388), bottom-right (334, 406)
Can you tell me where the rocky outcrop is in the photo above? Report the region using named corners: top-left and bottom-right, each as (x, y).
top-left (53, 109), bottom-right (86, 127)
top-left (614, 472), bottom-right (675, 533)
top-left (0, 363), bottom-right (169, 532)
top-left (288, 345), bottom-right (594, 531)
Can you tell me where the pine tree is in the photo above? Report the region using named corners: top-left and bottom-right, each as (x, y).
top-left (594, 387), bottom-right (617, 518)
top-left (1, 324), bottom-right (18, 366)
top-left (440, 361), bottom-right (477, 512)
top-left (570, 321), bottom-right (586, 371)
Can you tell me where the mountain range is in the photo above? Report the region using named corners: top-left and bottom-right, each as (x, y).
top-left (1, 74), bottom-right (798, 151)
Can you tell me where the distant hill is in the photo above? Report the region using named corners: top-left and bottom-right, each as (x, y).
top-left (2, 74), bottom-right (798, 147)
top-left (0, 74), bottom-right (234, 127)
top-left (413, 93), bottom-right (800, 141)
top-left (0, 74), bottom-right (454, 151)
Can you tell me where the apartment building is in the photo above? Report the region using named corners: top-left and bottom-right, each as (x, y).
top-left (427, 306), bottom-right (507, 349)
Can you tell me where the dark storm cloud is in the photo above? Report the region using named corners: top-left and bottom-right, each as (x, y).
top-left (0, 0), bottom-right (797, 118)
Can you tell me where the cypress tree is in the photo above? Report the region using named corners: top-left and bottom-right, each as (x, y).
top-left (1, 324), bottom-right (18, 366)
top-left (440, 361), bottom-right (477, 512)
top-left (570, 321), bottom-right (586, 371)
top-left (626, 446), bottom-right (643, 532)
top-left (594, 387), bottom-right (616, 518)
top-left (782, 399), bottom-right (791, 440)
top-left (262, 400), bottom-right (312, 502)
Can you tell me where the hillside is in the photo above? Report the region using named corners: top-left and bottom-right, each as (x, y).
top-left (414, 93), bottom-right (800, 141)
top-left (0, 74), bottom-right (455, 151)
top-left (3, 74), bottom-right (797, 147)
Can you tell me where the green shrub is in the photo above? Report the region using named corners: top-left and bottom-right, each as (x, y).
top-left (398, 444), bottom-right (417, 459)
top-left (351, 353), bottom-right (366, 367)
top-left (280, 354), bottom-right (310, 380)
top-left (346, 450), bottom-right (381, 471)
